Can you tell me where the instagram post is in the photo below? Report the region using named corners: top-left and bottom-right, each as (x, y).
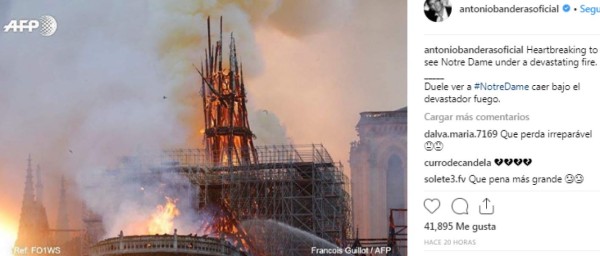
top-left (410, 0), bottom-right (599, 255)
top-left (0, 1), bottom-right (406, 256)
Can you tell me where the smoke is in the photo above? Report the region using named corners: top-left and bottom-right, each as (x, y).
top-left (0, 0), bottom-right (405, 240)
top-left (0, 1), bottom-right (187, 236)
top-left (249, 0), bottom-right (406, 165)
top-left (242, 219), bottom-right (349, 255)
top-left (80, 163), bottom-right (205, 237)
top-left (249, 109), bottom-right (290, 145)
top-left (268, 0), bottom-right (355, 37)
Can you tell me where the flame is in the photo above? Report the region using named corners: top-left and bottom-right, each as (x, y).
top-left (147, 197), bottom-right (180, 234)
top-left (200, 202), bottom-right (261, 255)
top-left (0, 215), bottom-right (17, 255)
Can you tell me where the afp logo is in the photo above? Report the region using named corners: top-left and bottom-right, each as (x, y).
top-left (3, 15), bottom-right (57, 36)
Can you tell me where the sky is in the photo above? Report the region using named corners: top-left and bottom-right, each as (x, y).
top-left (0, 0), bottom-right (406, 241)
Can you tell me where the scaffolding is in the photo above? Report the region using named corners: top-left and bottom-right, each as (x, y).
top-left (388, 208), bottom-right (407, 255)
top-left (350, 208), bottom-right (407, 256)
top-left (127, 144), bottom-right (352, 255)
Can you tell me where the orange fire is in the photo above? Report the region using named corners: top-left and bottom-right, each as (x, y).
top-left (201, 201), bottom-right (261, 255)
top-left (147, 197), bottom-right (180, 234)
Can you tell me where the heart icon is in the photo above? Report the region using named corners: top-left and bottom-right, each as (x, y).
top-left (514, 158), bottom-right (522, 166)
top-left (524, 158), bottom-right (532, 166)
top-left (424, 198), bottom-right (441, 214)
top-left (494, 159), bottom-right (502, 166)
top-left (504, 158), bottom-right (513, 166)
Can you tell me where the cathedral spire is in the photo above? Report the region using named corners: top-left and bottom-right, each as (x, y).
top-left (23, 154), bottom-right (35, 204)
top-left (199, 17), bottom-right (258, 166)
top-left (56, 176), bottom-right (70, 244)
top-left (16, 154), bottom-right (51, 249)
top-left (36, 164), bottom-right (44, 204)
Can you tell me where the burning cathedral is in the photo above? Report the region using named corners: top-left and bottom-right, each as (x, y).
top-left (81, 17), bottom-right (352, 256)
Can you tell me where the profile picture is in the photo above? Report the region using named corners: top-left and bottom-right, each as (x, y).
top-left (424, 0), bottom-right (452, 22)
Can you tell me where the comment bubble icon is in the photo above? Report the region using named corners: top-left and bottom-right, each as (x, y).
top-left (452, 198), bottom-right (469, 215)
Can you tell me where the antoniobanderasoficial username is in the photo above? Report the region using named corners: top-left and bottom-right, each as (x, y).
top-left (459, 4), bottom-right (558, 13)
top-left (460, 4), bottom-right (600, 15)
top-left (425, 45), bottom-right (589, 56)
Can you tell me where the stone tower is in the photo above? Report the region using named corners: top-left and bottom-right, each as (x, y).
top-left (15, 155), bottom-right (51, 252)
top-left (349, 108), bottom-right (407, 239)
